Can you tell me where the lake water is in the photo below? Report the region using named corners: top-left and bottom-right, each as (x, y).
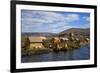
top-left (21, 44), bottom-right (90, 63)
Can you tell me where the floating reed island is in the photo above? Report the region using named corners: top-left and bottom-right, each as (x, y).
top-left (21, 33), bottom-right (90, 57)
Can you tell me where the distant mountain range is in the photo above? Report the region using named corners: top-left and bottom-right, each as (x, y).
top-left (59, 28), bottom-right (90, 38)
top-left (22, 28), bottom-right (90, 38)
top-left (22, 32), bottom-right (57, 37)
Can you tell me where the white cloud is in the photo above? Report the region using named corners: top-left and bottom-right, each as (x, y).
top-left (83, 16), bottom-right (90, 22)
top-left (22, 10), bottom-right (65, 24)
top-left (65, 14), bottom-right (80, 21)
top-left (21, 10), bottom-right (89, 33)
top-left (21, 10), bottom-right (70, 32)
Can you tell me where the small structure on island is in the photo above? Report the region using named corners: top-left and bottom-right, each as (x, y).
top-left (50, 37), bottom-right (69, 51)
top-left (85, 38), bottom-right (90, 43)
top-left (68, 32), bottom-right (75, 40)
top-left (59, 37), bottom-right (69, 51)
top-left (28, 36), bottom-right (47, 49)
top-left (59, 37), bottom-right (69, 41)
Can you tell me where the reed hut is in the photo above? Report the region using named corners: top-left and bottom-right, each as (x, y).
top-left (28, 36), bottom-right (47, 49)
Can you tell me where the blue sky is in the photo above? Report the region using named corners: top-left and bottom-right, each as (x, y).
top-left (21, 10), bottom-right (90, 33)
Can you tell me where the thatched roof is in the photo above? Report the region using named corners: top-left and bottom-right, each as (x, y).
top-left (29, 36), bottom-right (47, 43)
top-left (59, 37), bottom-right (69, 40)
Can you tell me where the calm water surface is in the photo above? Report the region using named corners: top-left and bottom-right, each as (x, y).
top-left (21, 44), bottom-right (90, 63)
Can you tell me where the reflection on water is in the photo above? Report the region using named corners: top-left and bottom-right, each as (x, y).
top-left (21, 44), bottom-right (90, 63)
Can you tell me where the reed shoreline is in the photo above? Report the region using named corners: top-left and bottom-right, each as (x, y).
top-left (21, 43), bottom-right (89, 57)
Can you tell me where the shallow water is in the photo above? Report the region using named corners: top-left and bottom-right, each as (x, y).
top-left (21, 44), bottom-right (90, 63)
